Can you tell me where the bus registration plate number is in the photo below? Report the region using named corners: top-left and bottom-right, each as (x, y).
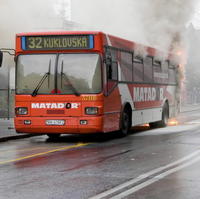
top-left (46, 120), bottom-right (65, 126)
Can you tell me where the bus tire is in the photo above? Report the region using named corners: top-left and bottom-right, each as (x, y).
top-left (119, 106), bottom-right (131, 136)
top-left (47, 134), bottom-right (61, 139)
top-left (149, 103), bottom-right (169, 128)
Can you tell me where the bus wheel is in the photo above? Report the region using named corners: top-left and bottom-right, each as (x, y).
top-left (47, 134), bottom-right (61, 139)
top-left (149, 104), bottom-right (169, 128)
top-left (119, 108), bottom-right (131, 136)
top-left (159, 104), bottom-right (169, 127)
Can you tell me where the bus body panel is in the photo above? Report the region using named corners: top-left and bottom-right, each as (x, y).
top-left (103, 87), bottom-right (122, 132)
top-left (15, 94), bottom-right (104, 134)
top-left (15, 116), bottom-right (103, 134)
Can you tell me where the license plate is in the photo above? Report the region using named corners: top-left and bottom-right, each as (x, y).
top-left (46, 120), bottom-right (65, 126)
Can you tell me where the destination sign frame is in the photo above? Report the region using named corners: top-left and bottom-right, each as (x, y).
top-left (21, 35), bottom-right (94, 51)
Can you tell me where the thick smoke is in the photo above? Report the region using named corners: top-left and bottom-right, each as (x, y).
top-left (1, 0), bottom-right (198, 53)
top-left (70, 0), bottom-right (199, 105)
top-left (136, 0), bottom-right (198, 55)
top-left (71, 0), bottom-right (198, 55)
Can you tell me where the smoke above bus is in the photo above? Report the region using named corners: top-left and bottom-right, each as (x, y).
top-left (71, 0), bottom-right (198, 57)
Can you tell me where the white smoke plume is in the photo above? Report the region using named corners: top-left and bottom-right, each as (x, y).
top-left (137, 0), bottom-right (198, 54)
top-left (69, 0), bottom-right (198, 105)
top-left (71, 0), bottom-right (198, 55)
top-left (0, 0), bottom-right (198, 54)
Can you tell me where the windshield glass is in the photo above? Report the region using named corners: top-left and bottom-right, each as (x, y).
top-left (16, 54), bottom-right (56, 94)
top-left (16, 53), bottom-right (102, 95)
top-left (57, 54), bottom-right (101, 94)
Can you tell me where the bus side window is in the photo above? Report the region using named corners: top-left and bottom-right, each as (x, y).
top-left (104, 47), bottom-right (118, 95)
top-left (133, 56), bottom-right (144, 82)
top-left (105, 49), bottom-right (118, 81)
top-left (144, 56), bottom-right (153, 83)
top-left (162, 60), bottom-right (169, 83)
top-left (109, 61), bottom-right (118, 80)
top-left (107, 63), bottom-right (112, 79)
top-left (105, 54), bottom-right (112, 79)
top-left (120, 51), bottom-right (133, 82)
top-left (107, 61), bottom-right (118, 80)
top-left (153, 59), bottom-right (161, 68)
top-left (162, 60), bottom-right (169, 74)
top-left (169, 61), bottom-right (177, 84)
top-left (153, 59), bottom-right (162, 83)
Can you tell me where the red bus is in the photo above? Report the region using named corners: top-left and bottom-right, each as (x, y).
top-left (11, 31), bottom-right (180, 138)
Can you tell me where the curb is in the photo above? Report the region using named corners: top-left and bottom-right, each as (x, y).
top-left (0, 134), bottom-right (41, 143)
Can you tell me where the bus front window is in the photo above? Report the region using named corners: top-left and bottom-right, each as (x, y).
top-left (16, 53), bottom-right (102, 95)
top-left (57, 54), bottom-right (102, 94)
top-left (16, 54), bottom-right (56, 94)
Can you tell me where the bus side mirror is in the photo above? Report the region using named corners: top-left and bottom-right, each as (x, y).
top-left (0, 51), bottom-right (3, 67)
top-left (105, 56), bottom-right (112, 67)
top-left (105, 56), bottom-right (113, 79)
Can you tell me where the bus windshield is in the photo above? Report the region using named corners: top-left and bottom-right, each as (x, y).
top-left (16, 53), bottom-right (102, 95)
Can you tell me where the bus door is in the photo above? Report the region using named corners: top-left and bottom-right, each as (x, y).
top-left (104, 47), bottom-right (118, 95)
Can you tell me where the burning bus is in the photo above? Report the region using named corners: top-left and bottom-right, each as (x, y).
top-left (0, 31), bottom-right (181, 138)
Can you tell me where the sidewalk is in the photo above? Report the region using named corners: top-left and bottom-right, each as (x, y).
top-left (1, 104), bottom-right (200, 142)
top-left (0, 118), bottom-right (36, 142)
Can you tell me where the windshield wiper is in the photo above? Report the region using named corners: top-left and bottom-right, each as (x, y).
top-left (61, 61), bottom-right (80, 96)
top-left (32, 60), bottom-right (51, 97)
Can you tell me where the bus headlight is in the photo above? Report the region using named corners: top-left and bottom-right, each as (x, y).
top-left (15, 107), bottom-right (28, 115)
top-left (85, 107), bottom-right (99, 115)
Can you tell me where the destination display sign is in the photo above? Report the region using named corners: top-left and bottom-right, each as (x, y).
top-left (21, 35), bottom-right (94, 50)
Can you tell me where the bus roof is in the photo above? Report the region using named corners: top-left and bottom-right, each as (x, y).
top-left (16, 31), bottom-right (179, 62)
top-left (16, 31), bottom-right (103, 37)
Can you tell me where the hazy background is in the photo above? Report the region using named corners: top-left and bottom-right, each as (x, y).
top-left (72, 0), bottom-right (198, 53)
top-left (0, 0), bottom-right (200, 117)
top-left (0, 0), bottom-right (199, 50)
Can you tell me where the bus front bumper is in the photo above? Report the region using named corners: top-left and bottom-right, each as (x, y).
top-left (15, 116), bottom-right (103, 134)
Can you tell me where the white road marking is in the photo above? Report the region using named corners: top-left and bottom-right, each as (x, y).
top-left (112, 155), bottom-right (200, 199)
top-left (89, 149), bottom-right (200, 199)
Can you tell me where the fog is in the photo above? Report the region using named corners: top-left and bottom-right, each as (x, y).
top-left (0, 0), bottom-right (65, 47)
top-left (0, 0), bottom-right (66, 91)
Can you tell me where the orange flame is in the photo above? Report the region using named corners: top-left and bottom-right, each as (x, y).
top-left (176, 51), bottom-right (182, 56)
top-left (168, 118), bottom-right (179, 126)
top-left (142, 124), bottom-right (150, 127)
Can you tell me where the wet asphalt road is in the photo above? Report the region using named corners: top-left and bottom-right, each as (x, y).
top-left (1, 110), bottom-right (200, 199)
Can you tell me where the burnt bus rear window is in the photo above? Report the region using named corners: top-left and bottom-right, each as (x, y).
top-left (21, 35), bottom-right (94, 50)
